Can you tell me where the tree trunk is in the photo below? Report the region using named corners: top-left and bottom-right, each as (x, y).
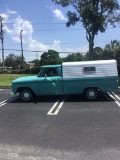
top-left (88, 35), bottom-right (94, 60)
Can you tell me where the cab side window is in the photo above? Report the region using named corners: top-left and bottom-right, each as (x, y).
top-left (42, 68), bottom-right (58, 77)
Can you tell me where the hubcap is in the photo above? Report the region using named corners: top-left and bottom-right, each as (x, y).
top-left (86, 89), bottom-right (97, 100)
top-left (89, 91), bottom-right (95, 97)
top-left (24, 93), bottom-right (30, 98)
top-left (21, 90), bottom-right (32, 101)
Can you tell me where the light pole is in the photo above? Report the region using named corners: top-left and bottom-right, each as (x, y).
top-left (20, 30), bottom-right (23, 63)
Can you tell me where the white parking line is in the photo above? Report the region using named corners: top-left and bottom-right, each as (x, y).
top-left (47, 96), bottom-right (66, 115)
top-left (47, 98), bottom-right (61, 115)
top-left (0, 96), bottom-right (19, 107)
top-left (0, 100), bottom-right (8, 105)
top-left (108, 92), bottom-right (120, 108)
top-left (53, 96), bottom-right (66, 115)
top-left (111, 92), bottom-right (120, 101)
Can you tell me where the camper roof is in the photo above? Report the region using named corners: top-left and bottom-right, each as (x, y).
top-left (62, 60), bottom-right (116, 66)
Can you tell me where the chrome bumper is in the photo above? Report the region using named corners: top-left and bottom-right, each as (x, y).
top-left (11, 92), bottom-right (20, 96)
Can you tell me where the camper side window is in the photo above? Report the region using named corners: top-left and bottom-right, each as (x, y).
top-left (83, 66), bottom-right (96, 72)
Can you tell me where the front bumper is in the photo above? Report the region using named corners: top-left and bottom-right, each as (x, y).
top-left (11, 91), bottom-right (20, 96)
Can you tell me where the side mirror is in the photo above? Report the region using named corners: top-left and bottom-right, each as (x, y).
top-left (45, 74), bottom-right (47, 78)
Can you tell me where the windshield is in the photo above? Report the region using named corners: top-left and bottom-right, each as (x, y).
top-left (37, 68), bottom-right (43, 77)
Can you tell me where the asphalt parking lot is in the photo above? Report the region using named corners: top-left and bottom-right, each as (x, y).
top-left (0, 89), bottom-right (120, 160)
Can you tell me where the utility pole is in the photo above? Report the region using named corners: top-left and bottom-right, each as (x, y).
top-left (20, 30), bottom-right (23, 63)
top-left (0, 16), bottom-right (4, 70)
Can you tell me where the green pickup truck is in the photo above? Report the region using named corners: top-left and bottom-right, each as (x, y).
top-left (11, 60), bottom-right (118, 102)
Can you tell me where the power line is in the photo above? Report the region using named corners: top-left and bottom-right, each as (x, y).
top-left (33, 29), bottom-right (84, 31)
top-left (0, 48), bottom-right (85, 54)
top-left (6, 22), bottom-right (67, 25)
top-left (4, 40), bottom-right (118, 46)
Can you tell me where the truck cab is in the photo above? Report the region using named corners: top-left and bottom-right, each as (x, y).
top-left (11, 65), bottom-right (63, 101)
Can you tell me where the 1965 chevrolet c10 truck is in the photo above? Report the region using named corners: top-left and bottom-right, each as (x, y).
top-left (11, 60), bottom-right (118, 102)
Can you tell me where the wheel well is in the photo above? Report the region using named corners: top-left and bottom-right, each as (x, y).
top-left (84, 87), bottom-right (99, 93)
top-left (17, 87), bottom-right (35, 95)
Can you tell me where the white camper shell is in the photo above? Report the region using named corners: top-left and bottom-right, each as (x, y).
top-left (62, 60), bottom-right (118, 78)
top-left (62, 60), bottom-right (118, 100)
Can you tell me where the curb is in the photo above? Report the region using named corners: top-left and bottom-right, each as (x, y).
top-left (0, 87), bottom-right (11, 89)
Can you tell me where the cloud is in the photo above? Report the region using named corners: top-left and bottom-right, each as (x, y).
top-left (1, 9), bottom-right (62, 53)
top-left (28, 40), bottom-right (88, 58)
top-left (0, 13), bottom-right (9, 22)
top-left (52, 9), bottom-right (67, 21)
top-left (6, 17), bottom-right (34, 43)
top-left (58, 45), bottom-right (88, 57)
top-left (65, 45), bottom-right (89, 54)
top-left (0, 9), bottom-right (88, 61)
top-left (26, 40), bottom-right (62, 60)
top-left (7, 9), bottom-right (17, 15)
top-left (1, 10), bottom-right (35, 45)
top-left (28, 40), bottom-right (62, 54)
top-left (29, 42), bottom-right (49, 51)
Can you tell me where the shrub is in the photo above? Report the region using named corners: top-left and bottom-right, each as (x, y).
top-left (0, 66), bottom-right (41, 74)
top-left (30, 67), bottom-right (41, 74)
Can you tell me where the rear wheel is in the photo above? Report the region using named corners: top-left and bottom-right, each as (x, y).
top-left (20, 89), bottom-right (34, 102)
top-left (84, 88), bottom-right (98, 100)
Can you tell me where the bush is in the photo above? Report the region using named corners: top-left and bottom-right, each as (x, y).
top-left (0, 70), bottom-right (10, 74)
top-left (30, 67), bottom-right (41, 74)
top-left (11, 70), bottom-right (22, 74)
top-left (0, 67), bottom-right (41, 74)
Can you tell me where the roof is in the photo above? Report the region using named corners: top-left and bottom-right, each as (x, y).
top-left (42, 64), bottom-right (61, 68)
top-left (62, 60), bottom-right (116, 66)
top-left (26, 63), bottom-right (35, 66)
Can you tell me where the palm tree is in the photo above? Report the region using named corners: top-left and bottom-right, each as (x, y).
top-left (103, 40), bottom-right (120, 60)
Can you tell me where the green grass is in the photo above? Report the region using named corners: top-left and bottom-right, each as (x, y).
top-left (0, 74), bottom-right (35, 88)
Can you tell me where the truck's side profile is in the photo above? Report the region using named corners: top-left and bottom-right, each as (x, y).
top-left (11, 60), bottom-right (118, 102)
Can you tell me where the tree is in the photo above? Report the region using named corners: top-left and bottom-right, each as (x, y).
top-left (92, 47), bottom-right (103, 60)
top-left (62, 53), bottom-right (86, 62)
top-left (0, 61), bottom-right (2, 67)
top-left (103, 40), bottom-right (120, 61)
top-left (52, 0), bottom-right (120, 60)
top-left (29, 59), bottom-right (40, 67)
top-left (4, 54), bottom-right (26, 69)
top-left (40, 50), bottom-right (62, 65)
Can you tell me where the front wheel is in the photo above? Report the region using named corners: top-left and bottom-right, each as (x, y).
top-left (84, 88), bottom-right (98, 100)
top-left (20, 89), bottom-right (34, 102)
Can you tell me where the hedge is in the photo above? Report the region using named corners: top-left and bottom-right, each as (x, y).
top-left (0, 67), bottom-right (41, 74)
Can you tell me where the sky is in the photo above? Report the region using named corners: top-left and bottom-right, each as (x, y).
top-left (0, 0), bottom-right (120, 62)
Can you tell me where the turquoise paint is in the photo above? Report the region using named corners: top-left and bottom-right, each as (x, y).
top-left (12, 76), bottom-right (62, 95)
top-left (62, 76), bottom-right (118, 94)
top-left (12, 76), bottom-right (38, 83)
top-left (12, 65), bottom-right (63, 95)
top-left (12, 75), bottom-right (118, 96)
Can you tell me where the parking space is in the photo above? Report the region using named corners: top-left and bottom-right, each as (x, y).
top-left (0, 89), bottom-right (120, 160)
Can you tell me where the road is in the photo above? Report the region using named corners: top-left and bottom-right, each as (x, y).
top-left (0, 89), bottom-right (120, 160)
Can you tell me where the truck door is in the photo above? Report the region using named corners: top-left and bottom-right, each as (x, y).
top-left (40, 67), bottom-right (62, 95)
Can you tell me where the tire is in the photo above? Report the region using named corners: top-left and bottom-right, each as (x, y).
top-left (84, 88), bottom-right (98, 100)
top-left (20, 89), bottom-right (34, 102)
